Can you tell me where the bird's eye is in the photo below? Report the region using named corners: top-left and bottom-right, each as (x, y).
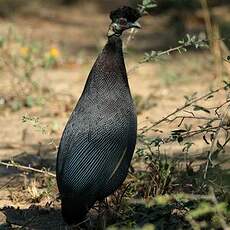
top-left (119, 18), bottom-right (127, 25)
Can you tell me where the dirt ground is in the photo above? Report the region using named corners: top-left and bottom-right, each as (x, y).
top-left (0, 4), bottom-right (229, 229)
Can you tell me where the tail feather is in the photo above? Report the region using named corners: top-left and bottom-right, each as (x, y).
top-left (61, 196), bottom-right (88, 225)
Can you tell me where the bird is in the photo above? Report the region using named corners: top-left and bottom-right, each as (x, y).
top-left (56, 6), bottom-right (141, 225)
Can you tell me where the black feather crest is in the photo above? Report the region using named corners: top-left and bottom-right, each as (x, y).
top-left (110, 6), bottom-right (141, 23)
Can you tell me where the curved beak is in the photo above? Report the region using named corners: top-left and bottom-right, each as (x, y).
top-left (129, 21), bottom-right (141, 29)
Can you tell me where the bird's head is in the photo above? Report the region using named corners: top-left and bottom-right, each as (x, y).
top-left (108, 6), bottom-right (141, 37)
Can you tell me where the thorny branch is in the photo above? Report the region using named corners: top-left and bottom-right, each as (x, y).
top-left (137, 81), bottom-right (230, 179)
top-left (128, 36), bottom-right (230, 75)
top-left (139, 84), bottom-right (229, 134)
top-left (128, 43), bottom-right (193, 75)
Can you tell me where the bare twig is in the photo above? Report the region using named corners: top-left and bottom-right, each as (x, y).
top-left (128, 35), bottom-right (229, 76)
top-left (0, 160), bottom-right (56, 177)
top-left (139, 85), bottom-right (227, 135)
top-left (128, 43), bottom-right (191, 75)
top-left (204, 104), bottom-right (230, 179)
top-left (167, 115), bottom-right (219, 123)
top-left (0, 176), bottom-right (17, 190)
top-left (124, 28), bottom-right (138, 51)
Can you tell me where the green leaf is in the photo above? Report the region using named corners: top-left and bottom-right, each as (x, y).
top-left (171, 129), bottom-right (187, 134)
top-left (223, 80), bottom-right (230, 90)
top-left (177, 135), bottom-right (183, 143)
top-left (205, 95), bottom-right (214, 100)
top-left (184, 123), bottom-right (192, 131)
top-left (142, 0), bottom-right (157, 9)
top-left (203, 135), bottom-right (209, 144)
top-left (216, 140), bottom-right (223, 149)
top-left (25, 96), bottom-right (35, 108)
top-left (193, 105), bottom-right (210, 113)
top-left (183, 142), bottom-right (194, 152)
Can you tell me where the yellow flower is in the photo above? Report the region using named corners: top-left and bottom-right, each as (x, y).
top-left (20, 47), bottom-right (29, 57)
top-left (49, 47), bottom-right (60, 58)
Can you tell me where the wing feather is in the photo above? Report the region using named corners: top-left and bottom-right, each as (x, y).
top-left (59, 130), bottom-right (126, 195)
top-left (57, 96), bottom-right (136, 201)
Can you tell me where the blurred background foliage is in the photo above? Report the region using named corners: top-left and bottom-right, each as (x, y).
top-left (0, 0), bottom-right (230, 16)
top-left (0, 0), bottom-right (229, 49)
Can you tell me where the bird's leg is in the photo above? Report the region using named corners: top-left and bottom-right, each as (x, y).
top-left (96, 201), bottom-right (106, 230)
top-left (71, 217), bottom-right (90, 230)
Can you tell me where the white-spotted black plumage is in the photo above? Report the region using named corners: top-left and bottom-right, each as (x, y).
top-left (56, 6), bottom-right (140, 225)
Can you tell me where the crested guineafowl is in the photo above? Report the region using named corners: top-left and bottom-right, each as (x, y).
top-left (56, 6), bottom-right (141, 225)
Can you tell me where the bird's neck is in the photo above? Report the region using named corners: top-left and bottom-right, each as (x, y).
top-left (104, 35), bottom-right (123, 56)
top-left (91, 35), bottom-right (128, 84)
top-left (81, 35), bottom-right (130, 99)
